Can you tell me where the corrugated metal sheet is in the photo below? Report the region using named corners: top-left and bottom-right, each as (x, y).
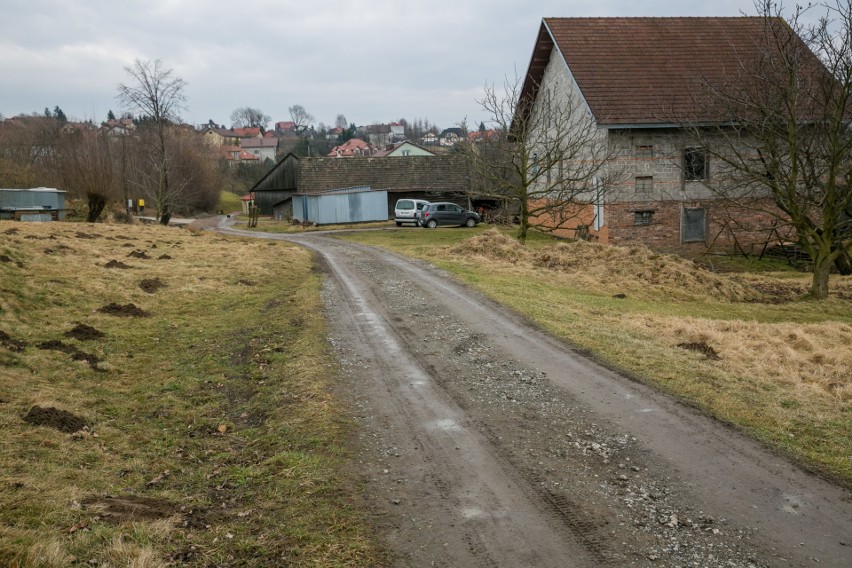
top-left (293, 188), bottom-right (388, 225)
top-left (0, 188), bottom-right (66, 221)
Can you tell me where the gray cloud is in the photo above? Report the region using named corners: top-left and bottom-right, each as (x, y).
top-left (1, 0), bottom-right (756, 129)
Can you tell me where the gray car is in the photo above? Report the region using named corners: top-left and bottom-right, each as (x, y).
top-left (419, 202), bottom-right (480, 228)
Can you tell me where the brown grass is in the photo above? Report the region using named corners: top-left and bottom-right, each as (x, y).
top-left (449, 229), bottom-right (759, 301)
top-left (0, 220), bottom-right (382, 567)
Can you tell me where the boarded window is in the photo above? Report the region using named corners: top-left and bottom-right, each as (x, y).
top-left (634, 210), bottom-right (654, 226)
top-left (636, 145), bottom-right (654, 157)
top-left (682, 207), bottom-right (707, 242)
top-left (635, 176), bottom-right (653, 195)
top-left (684, 148), bottom-right (707, 181)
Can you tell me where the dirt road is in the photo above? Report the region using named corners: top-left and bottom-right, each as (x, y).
top-left (213, 221), bottom-right (851, 567)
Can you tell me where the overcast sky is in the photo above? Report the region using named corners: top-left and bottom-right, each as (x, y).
top-left (1, 0), bottom-right (764, 130)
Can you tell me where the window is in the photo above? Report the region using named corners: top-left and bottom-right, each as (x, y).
top-left (682, 207), bottom-right (707, 242)
top-left (401, 150), bottom-right (410, 156)
top-left (636, 145), bottom-right (654, 158)
top-left (684, 148), bottom-right (707, 181)
top-left (635, 176), bottom-right (653, 195)
top-left (634, 210), bottom-right (655, 226)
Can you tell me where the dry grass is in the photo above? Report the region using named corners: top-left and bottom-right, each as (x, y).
top-left (340, 226), bottom-right (852, 484)
top-left (449, 230), bottom-right (758, 301)
top-left (0, 220), bottom-right (382, 567)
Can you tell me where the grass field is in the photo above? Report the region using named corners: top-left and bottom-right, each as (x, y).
top-left (0, 221), bottom-right (382, 567)
top-left (338, 225), bottom-right (852, 485)
top-left (217, 191), bottom-right (243, 214)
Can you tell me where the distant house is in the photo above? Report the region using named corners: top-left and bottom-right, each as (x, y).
top-left (517, 16), bottom-right (826, 251)
top-left (389, 122), bottom-right (405, 142)
top-left (203, 127), bottom-right (239, 147)
top-left (101, 118), bottom-right (134, 137)
top-left (439, 128), bottom-right (464, 147)
top-left (467, 129), bottom-right (499, 143)
top-left (240, 137), bottom-right (278, 162)
top-left (241, 192), bottom-right (255, 214)
top-left (421, 132), bottom-right (439, 146)
top-left (365, 124), bottom-right (392, 147)
top-left (232, 127), bottom-right (262, 139)
top-left (372, 141), bottom-right (436, 157)
top-left (0, 187), bottom-right (66, 221)
top-left (328, 138), bottom-right (378, 158)
top-left (275, 121), bottom-right (297, 135)
top-left (218, 145), bottom-right (260, 166)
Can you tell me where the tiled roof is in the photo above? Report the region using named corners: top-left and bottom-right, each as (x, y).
top-left (232, 127), bottom-right (261, 138)
top-left (241, 137), bottom-right (279, 148)
top-left (525, 17), bottom-right (823, 125)
top-left (299, 155), bottom-right (470, 194)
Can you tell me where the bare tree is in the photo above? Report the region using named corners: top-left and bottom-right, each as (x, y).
top-left (462, 74), bottom-right (622, 243)
top-left (117, 58), bottom-right (187, 225)
top-left (230, 107), bottom-right (271, 130)
top-left (288, 105), bottom-right (315, 133)
top-left (335, 114), bottom-right (348, 129)
top-left (683, 1), bottom-right (851, 298)
top-left (58, 130), bottom-right (118, 222)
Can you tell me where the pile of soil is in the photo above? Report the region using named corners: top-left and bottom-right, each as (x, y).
top-left (98, 302), bottom-right (150, 317)
top-left (0, 255), bottom-right (24, 268)
top-left (157, 254), bottom-right (173, 260)
top-left (104, 260), bottom-right (132, 269)
top-left (449, 230), bottom-right (759, 302)
top-left (3, 227), bottom-right (19, 235)
top-left (65, 323), bottom-right (105, 341)
top-left (38, 339), bottom-right (102, 368)
top-left (23, 405), bottom-right (87, 433)
top-left (0, 330), bottom-right (27, 352)
top-left (127, 250), bottom-right (150, 259)
top-left (75, 232), bottom-right (97, 239)
top-left (139, 278), bottom-right (166, 293)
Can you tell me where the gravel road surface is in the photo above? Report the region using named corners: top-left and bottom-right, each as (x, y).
top-left (212, 220), bottom-right (851, 568)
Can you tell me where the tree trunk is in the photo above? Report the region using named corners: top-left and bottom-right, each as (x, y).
top-left (833, 248), bottom-right (852, 275)
top-left (517, 197), bottom-right (530, 244)
top-left (159, 210), bottom-right (171, 226)
top-left (809, 257), bottom-right (831, 299)
top-left (86, 193), bottom-right (106, 223)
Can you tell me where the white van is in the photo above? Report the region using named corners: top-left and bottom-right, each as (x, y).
top-left (394, 199), bottom-right (430, 226)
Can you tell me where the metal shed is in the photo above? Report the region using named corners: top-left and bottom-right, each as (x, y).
top-left (0, 187), bottom-right (67, 221)
top-left (292, 186), bottom-right (388, 225)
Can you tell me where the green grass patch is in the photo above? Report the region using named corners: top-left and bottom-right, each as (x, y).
top-left (218, 190), bottom-right (243, 214)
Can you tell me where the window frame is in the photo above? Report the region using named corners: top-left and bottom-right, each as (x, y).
top-left (681, 207), bottom-right (707, 243)
top-left (684, 147), bottom-right (708, 181)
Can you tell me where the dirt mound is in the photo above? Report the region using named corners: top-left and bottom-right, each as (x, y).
top-left (81, 495), bottom-right (176, 523)
top-left (23, 405), bottom-right (87, 433)
top-left (139, 278), bottom-right (166, 293)
top-left (38, 339), bottom-right (102, 369)
top-left (104, 260), bottom-right (132, 269)
top-left (449, 230), bottom-right (757, 302)
top-left (3, 227), bottom-right (19, 235)
top-left (127, 250), bottom-right (150, 259)
top-left (0, 330), bottom-right (27, 352)
top-left (98, 302), bottom-right (150, 317)
top-left (157, 254), bottom-right (173, 260)
top-left (75, 232), bottom-right (98, 239)
top-left (448, 230), bottom-right (530, 264)
top-left (0, 254), bottom-right (23, 268)
top-left (65, 323), bottom-right (105, 341)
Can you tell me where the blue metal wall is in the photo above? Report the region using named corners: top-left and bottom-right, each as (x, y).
top-left (293, 189), bottom-right (388, 225)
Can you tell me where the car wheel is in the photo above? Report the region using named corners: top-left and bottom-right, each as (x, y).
top-left (395, 221), bottom-right (402, 226)
top-left (427, 219), bottom-right (438, 229)
top-left (465, 217), bottom-right (477, 228)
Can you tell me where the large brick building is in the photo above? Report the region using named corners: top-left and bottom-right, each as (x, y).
top-left (520, 17), bottom-right (813, 252)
